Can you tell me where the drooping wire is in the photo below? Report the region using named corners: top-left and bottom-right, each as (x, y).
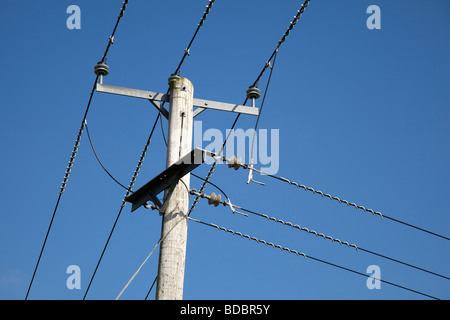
top-left (25, 0), bottom-right (132, 300)
top-left (191, 173), bottom-right (231, 203)
top-left (85, 120), bottom-right (133, 193)
top-left (189, 217), bottom-right (440, 300)
top-left (83, 113), bottom-right (160, 300)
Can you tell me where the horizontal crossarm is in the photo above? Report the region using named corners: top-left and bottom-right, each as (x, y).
top-left (96, 83), bottom-right (259, 117)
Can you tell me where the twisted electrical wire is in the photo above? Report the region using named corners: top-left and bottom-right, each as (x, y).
top-left (235, 163), bottom-right (450, 241)
top-left (173, 0), bottom-right (216, 75)
top-left (156, 0), bottom-right (218, 148)
top-left (251, 0), bottom-right (311, 87)
top-left (189, 0), bottom-right (312, 217)
top-left (190, 189), bottom-right (450, 281)
top-left (25, 0), bottom-right (131, 300)
top-left (189, 217), bottom-right (440, 300)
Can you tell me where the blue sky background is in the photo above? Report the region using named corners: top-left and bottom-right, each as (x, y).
top-left (1, 0), bottom-right (449, 300)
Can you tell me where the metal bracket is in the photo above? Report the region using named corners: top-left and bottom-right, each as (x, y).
top-left (96, 83), bottom-right (170, 119)
top-left (96, 83), bottom-right (259, 118)
top-left (125, 148), bottom-right (212, 212)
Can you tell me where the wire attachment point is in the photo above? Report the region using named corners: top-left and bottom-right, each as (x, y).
top-left (246, 163), bottom-right (266, 186)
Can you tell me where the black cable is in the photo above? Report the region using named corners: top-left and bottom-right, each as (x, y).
top-left (383, 215), bottom-right (450, 242)
top-left (25, 75), bottom-right (99, 301)
top-left (100, 0), bottom-right (130, 64)
top-left (306, 255), bottom-right (440, 300)
top-left (357, 247), bottom-right (450, 281)
top-left (173, 0), bottom-right (216, 75)
top-left (157, 0), bottom-right (217, 148)
top-left (235, 205), bottom-right (450, 281)
top-left (253, 170), bottom-right (450, 242)
top-left (83, 113), bottom-right (160, 300)
top-left (249, 50), bottom-right (278, 168)
top-left (191, 173), bottom-right (231, 201)
top-left (25, 193), bottom-right (62, 300)
top-left (85, 121), bottom-right (133, 193)
top-left (144, 275), bottom-right (158, 300)
top-left (251, 0), bottom-right (311, 87)
top-left (191, 217), bottom-right (440, 300)
top-left (25, 0), bottom-right (132, 300)
top-left (189, 1), bottom-right (312, 216)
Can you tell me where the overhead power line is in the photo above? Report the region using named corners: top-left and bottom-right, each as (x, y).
top-left (188, 217), bottom-right (441, 300)
top-left (83, 113), bottom-right (160, 300)
top-left (25, 0), bottom-right (131, 300)
top-left (189, 0), bottom-right (312, 217)
top-left (157, 0), bottom-right (218, 148)
top-left (189, 189), bottom-right (450, 281)
top-left (204, 151), bottom-right (450, 243)
top-left (232, 162), bottom-right (450, 242)
top-left (251, 0), bottom-right (311, 87)
top-left (173, 0), bottom-right (216, 75)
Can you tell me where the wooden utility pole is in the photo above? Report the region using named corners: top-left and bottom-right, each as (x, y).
top-left (95, 70), bottom-right (260, 300)
top-left (155, 76), bottom-right (193, 300)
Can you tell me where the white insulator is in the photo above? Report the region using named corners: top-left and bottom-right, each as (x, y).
top-left (227, 155), bottom-right (241, 170)
top-left (208, 192), bottom-right (221, 207)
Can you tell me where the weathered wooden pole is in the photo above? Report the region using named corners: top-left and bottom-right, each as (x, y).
top-left (155, 76), bottom-right (193, 300)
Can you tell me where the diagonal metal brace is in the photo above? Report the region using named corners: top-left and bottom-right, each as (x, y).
top-left (125, 148), bottom-right (212, 212)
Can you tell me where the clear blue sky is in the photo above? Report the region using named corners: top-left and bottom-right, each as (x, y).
top-left (1, 0), bottom-right (449, 300)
